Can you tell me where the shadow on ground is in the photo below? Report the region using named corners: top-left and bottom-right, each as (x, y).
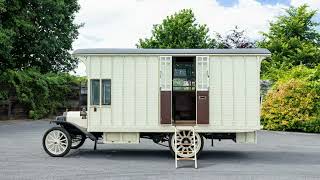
top-left (65, 147), bottom-right (320, 166)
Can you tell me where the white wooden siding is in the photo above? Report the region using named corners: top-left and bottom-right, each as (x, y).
top-left (135, 57), bottom-right (147, 126)
top-left (207, 56), bottom-right (260, 130)
top-left (83, 54), bottom-right (263, 132)
top-left (211, 58), bottom-right (222, 127)
top-left (86, 55), bottom-right (161, 132)
top-left (233, 57), bottom-right (246, 127)
top-left (123, 57), bottom-right (135, 127)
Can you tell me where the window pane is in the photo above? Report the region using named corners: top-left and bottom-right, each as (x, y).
top-left (102, 80), bottom-right (111, 105)
top-left (172, 59), bottom-right (195, 91)
top-left (91, 80), bottom-right (100, 105)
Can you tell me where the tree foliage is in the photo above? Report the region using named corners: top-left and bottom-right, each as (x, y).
top-left (261, 65), bottom-right (320, 132)
top-left (0, 0), bottom-right (81, 73)
top-left (259, 5), bottom-right (320, 79)
top-left (137, 9), bottom-right (216, 48)
top-left (217, 26), bottom-right (256, 48)
top-left (0, 69), bottom-right (85, 119)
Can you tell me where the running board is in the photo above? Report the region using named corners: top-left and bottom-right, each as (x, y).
top-left (174, 126), bottom-right (198, 169)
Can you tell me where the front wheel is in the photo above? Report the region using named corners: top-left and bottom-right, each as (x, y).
top-left (169, 130), bottom-right (204, 158)
top-left (42, 127), bottom-right (71, 157)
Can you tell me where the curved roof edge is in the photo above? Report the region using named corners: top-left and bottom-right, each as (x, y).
top-left (73, 48), bottom-right (271, 55)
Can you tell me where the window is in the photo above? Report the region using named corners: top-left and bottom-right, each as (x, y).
top-left (90, 79), bottom-right (111, 105)
top-left (102, 80), bottom-right (111, 105)
top-left (196, 56), bottom-right (209, 90)
top-left (91, 79), bottom-right (100, 105)
top-left (172, 57), bottom-right (196, 91)
top-left (160, 56), bottom-right (172, 91)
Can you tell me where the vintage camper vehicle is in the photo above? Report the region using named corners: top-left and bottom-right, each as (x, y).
top-left (42, 48), bottom-right (270, 164)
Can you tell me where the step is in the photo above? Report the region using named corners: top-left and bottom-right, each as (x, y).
top-left (177, 150), bottom-right (193, 153)
top-left (176, 143), bottom-right (193, 146)
top-left (177, 157), bottom-right (195, 161)
top-left (174, 120), bottom-right (196, 125)
top-left (174, 126), bottom-right (195, 130)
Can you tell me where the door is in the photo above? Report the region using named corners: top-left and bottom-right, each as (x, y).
top-left (89, 79), bottom-right (101, 128)
top-left (160, 56), bottom-right (172, 124)
top-left (196, 56), bottom-right (209, 124)
top-left (88, 79), bottom-right (111, 128)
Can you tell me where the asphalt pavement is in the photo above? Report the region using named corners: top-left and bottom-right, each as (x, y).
top-left (0, 120), bottom-right (320, 180)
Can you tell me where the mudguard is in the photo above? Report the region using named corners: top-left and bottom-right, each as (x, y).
top-left (51, 118), bottom-right (96, 141)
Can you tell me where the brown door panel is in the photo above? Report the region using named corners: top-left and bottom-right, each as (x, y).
top-left (160, 91), bottom-right (171, 124)
top-left (197, 91), bottom-right (209, 124)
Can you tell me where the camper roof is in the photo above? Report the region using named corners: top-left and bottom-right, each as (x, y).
top-left (73, 48), bottom-right (271, 55)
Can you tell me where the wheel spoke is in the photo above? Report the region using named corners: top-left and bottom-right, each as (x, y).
top-left (48, 143), bottom-right (54, 149)
top-left (47, 139), bottom-right (55, 142)
top-left (59, 133), bottom-right (64, 140)
top-left (56, 145), bottom-right (60, 153)
top-left (53, 131), bottom-right (58, 139)
top-left (59, 145), bottom-right (64, 153)
top-left (57, 145), bottom-right (60, 153)
top-left (48, 134), bottom-right (55, 141)
top-left (53, 144), bottom-right (57, 153)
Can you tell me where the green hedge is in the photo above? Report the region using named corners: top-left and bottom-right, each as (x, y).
top-left (261, 65), bottom-right (320, 133)
top-left (0, 69), bottom-right (85, 119)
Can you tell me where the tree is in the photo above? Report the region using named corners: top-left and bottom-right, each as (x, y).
top-left (261, 65), bottom-right (320, 132)
top-left (259, 5), bottom-right (320, 78)
top-left (0, 0), bottom-right (81, 73)
top-left (137, 9), bottom-right (217, 48)
top-left (0, 0), bottom-right (13, 68)
top-left (216, 26), bottom-right (256, 48)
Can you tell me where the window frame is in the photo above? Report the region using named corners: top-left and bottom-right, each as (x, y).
top-left (196, 56), bottom-right (210, 91)
top-left (101, 79), bottom-right (111, 105)
top-left (90, 79), bottom-right (100, 106)
top-left (90, 79), bottom-right (112, 106)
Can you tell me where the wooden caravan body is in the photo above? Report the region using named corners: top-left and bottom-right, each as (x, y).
top-left (72, 48), bottom-right (270, 144)
top-left (42, 48), bottom-right (271, 159)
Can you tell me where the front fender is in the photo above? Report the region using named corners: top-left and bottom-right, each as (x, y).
top-left (51, 120), bottom-right (96, 141)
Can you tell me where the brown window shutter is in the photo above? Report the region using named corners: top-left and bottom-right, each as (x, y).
top-left (160, 91), bottom-right (171, 124)
top-left (197, 91), bottom-right (209, 124)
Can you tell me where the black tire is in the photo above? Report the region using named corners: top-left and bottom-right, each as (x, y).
top-left (42, 127), bottom-right (72, 157)
top-left (168, 132), bottom-right (204, 158)
top-left (71, 134), bottom-right (86, 149)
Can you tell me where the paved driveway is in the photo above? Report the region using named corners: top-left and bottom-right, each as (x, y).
top-left (0, 120), bottom-right (319, 180)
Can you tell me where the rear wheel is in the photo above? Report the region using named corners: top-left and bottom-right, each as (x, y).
top-left (42, 127), bottom-right (71, 157)
top-left (71, 134), bottom-right (86, 149)
top-left (169, 130), bottom-right (204, 158)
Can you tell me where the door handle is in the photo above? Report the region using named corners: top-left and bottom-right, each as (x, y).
top-left (94, 107), bottom-right (97, 112)
top-left (199, 96), bottom-right (207, 100)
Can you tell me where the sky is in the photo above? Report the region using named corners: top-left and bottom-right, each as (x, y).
top-left (71, 0), bottom-right (320, 76)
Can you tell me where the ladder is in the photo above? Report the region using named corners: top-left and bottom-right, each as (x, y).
top-left (174, 126), bottom-right (198, 169)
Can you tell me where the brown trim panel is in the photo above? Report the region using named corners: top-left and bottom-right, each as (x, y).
top-left (197, 91), bottom-right (209, 124)
top-left (160, 91), bottom-right (171, 124)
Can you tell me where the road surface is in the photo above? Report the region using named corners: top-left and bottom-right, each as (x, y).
top-left (0, 120), bottom-right (319, 180)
